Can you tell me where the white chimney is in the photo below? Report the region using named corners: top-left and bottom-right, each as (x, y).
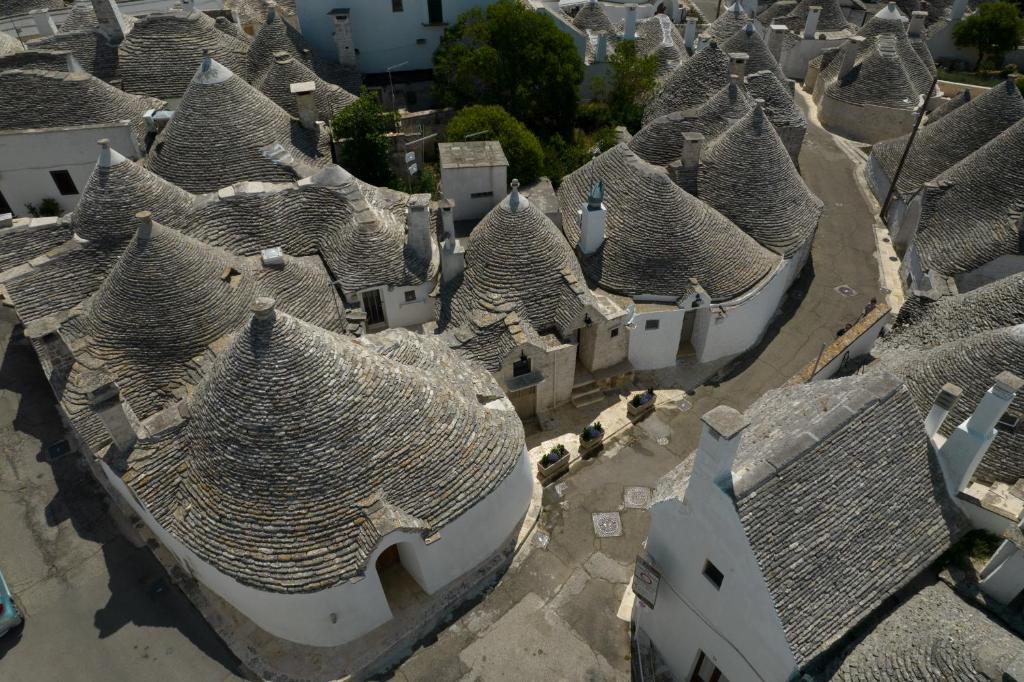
top-left (332, 9), bottom-right (358, 68)
top-left (66, 52), bottom-right (84, 73)
top-left (908, 10), bottom-right (927, 37)
top-left (595, 31), bottom-right (609, 62)
top-left (578, 180), bottom-right (607, 256)
top-left (290, 81), bottom-right (319, 130)
top-left (439, 196), bottom-right (455, 241)
top-left (181, 0), bottom-right (194, 13)
top-left (135, 210), bottom-right (153, 242)
top-left (743, 0), bottom-right (757, 17)
top-left (925, 383), bottom-right (962, 439)
top-left (684, 16), bottom-right (697, 51)
top-left (951, 0), bottom-right (968, 22)
top-left (767, 24), bottom-right (787, 60)
top-left (938, 372), bottom-right (1023, 496)
top-left (979, 524), bottom-right (1024, 604)
top-left (682, 131), bottom-right (703, 169)
top-left (803, 5), bottom-right (821, 39)
top-left (692, 405), bottom-right (750, 496)
top-left (86, 378), bottom-right (140, 453)
top-left (729, 51), bottom-right (749, 79)
top-left (30, 9), bottom-right (57, 37)
top-left (624, 3), bottom-right (638, 41)
top-left (90, 0), bottom-right (128, 44)
top-left (406, 194), bottom-right (432, 264)
top-left (441, 236), bottom-right (465, 283)
top-left (839, 36), bottom-right (865, 79)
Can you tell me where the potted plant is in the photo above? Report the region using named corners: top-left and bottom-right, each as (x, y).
top-left (627, 388), bottom-right (656, 421)
top-left (579, 421), bottom-right (605, 458)
top-left (538, 443), bottom-right (570, 483)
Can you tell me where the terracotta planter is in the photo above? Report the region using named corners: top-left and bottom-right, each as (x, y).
top-left (538, 454), bottom-right (570, 484)
top-left (579, 432), bottom-right (604, 458)
top-left (627, 395), bottom-right (656, 422)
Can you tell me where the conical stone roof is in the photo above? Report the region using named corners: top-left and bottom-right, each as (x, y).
top-left (776, 0), bottom-right (854, 32)
top-left (702, 2), bottom-right (750, 43)
top-left (645, 41), bottom-right (731, 122)
top-left (246, 6), bottom-right (316, 79)
top-left (635, 14), bottom-right (687, 78)
top-left (126, 303), bottom-right (525, 592)
top-left (214, 15), bottom-right (252, 43)
top-left (557, 143), bottom-right (778, 301)
top-left (572, 1), bottom-right (616, 33)
top-left (0, 30), bottom-right (24, 57)
top-left (720, 21), bottom-right (786, 83)
top-left (145, 57), bottom-right (330, 193)
top-left (255, 52), bottom-right (356, 120)
top-left (117, 11), bottom-right (251, 99)
top-left (699, 105), bottom-right (822, 256)
top-left (871, 78), bottom-right (1024, 195)
top-left (1, 0), bottom-right (63, 20)
top-left (72, 141), bottom-right (195, 243)
top-left (926, 88), bottom-right (970, 124)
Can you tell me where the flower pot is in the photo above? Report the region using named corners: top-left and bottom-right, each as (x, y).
top-left (579, 432), bottom-right (604, 458)
top-left (538, 453), bottom-right (570, 484)
top-left (627, 395), bottom-right (656, 422)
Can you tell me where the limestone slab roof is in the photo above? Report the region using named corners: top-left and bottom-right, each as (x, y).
top-left (71, 144), bottom-right (196, 243)
top-left (736, 373), bottom-right (961, 667)
top-left (439, 141), bottom-right (509, 169)
top-left (719, 22), bottom-right (787, 84)
top-left (436, 188), bottom-right (595, 371)
top-left (870, 78), bottom-right (1024, 195)
top-left (123, 306), bottom-right (525, 593)
top-left (0, 29), bottom-right (24, 56)
top-left (774, 0), bottom-right (854, 33)
top-left (0, 219), bottom-right (71, 272)
top-left (926, 87), bottom-right (970, 124)
top-left (629, 80), bottom-right (754, 166)
top-left (246, 8), bottom-right (358, 91)
top-left (911, 117), bottom-right (1024, 278)
top-left (635, 14), bottom-right (687, 79)
top-left (822, 582), bottom-right (1024, 680)
top-left (881, 273), bottom-right (1024, 350)
top-left (60, 0), bottom-right (138, 33)
top-left (557, 143), bottom-right (779, 301)
top-left (744, 68), bottom-right (805, 127)
top-left (0, 0), bottom-right (62, 19)
top-left (26, 29), bottom-right (120, 81)
top-left (0, 48), bottom-right (76, 70)
top-left (116, 11), bottom-right (251, 99)
top-left (877, 325), bottom-right (1024, 485)
top-left (644, 40), bottom-right (731, 123)
top-left (698, 105), bottom-right (822, 256)
top-left (0, 68), bottom-right (162, 145)
top-left (571, 1), bottom-right (615, 33)
top-left (253, 52), bottom-right (356, 120)
top-left (214, 15), bottom-right (251, 43)
top-left (143, 57), bottom-right (331, 193)
top-left (701, 3), bottom-right (751, 43)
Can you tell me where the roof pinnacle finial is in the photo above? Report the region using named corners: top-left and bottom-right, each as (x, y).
top-left (252, 297), bottom-right (276, 322)
top-left (201, 48), bottom-right (211, 73)
top-left (745, 21), bottom-right (754, 36)
top-left (509, 179), bottom-right (520, 212)
top-left (135, 211), bottom-right (153, 243)
top-left (587, 180), bottom-right (604, 210)
top-left (753, 98), bottom-right (765, 130)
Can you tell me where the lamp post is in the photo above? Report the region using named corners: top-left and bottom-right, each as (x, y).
top-left (385, 61), bottom-right (408, 111)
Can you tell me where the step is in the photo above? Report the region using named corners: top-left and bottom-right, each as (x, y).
top-left (571, 385), bottom-right (604, 408)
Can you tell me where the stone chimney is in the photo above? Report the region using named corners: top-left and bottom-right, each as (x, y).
top-left (135, 210), bottom-right (153, 242)
top-left (767, 24), bottom-right (787, 60)
top-left (290, 81), bottom-right (318, 130)
top-left (91, 0), bottom-right (128, 44)
top-left (406, 194), bottom-right (432, 264)
top-left (86, 377), bottom-right (140, 453)
top-left (938, 372), bottom-right (1023, 496)
top-left (802, 5), bottom-right (821, 39)
top-left (668, 132), bottom-right (703, 194)
top-left (30, 9), bottom-right (57, 37)
top-left (908, 10), bottom-right (927, 38)
top-left (181, 0), bottom-right (194, 13)
top-left (684, 16), bottom-right (697, 51)
top-left (692, 405), bottom-right (750, 496)
top-left (439, 196), bottom-right (455, 241)
top-left (332, 9), bottom-right (358, 68)
top-left (66, 52), bottom-right (84, 73)
top-left (624, 4), bottom-right (638, 41)
top-left (925, 383), bottom-right (962, 439)
top-left (839, 36), bottom-right (865, 79)
top-left (728, 52), bottom-right (748, 79)
top-left (595, 31), bottom-right (609, 63)
top-left (951, 0), bottom-right (968, 22)
top-left (441, 236), bottom-right (465, 283)
top-left (578, 180), bottom-right (607, 256)
top-left (23, 317), bottom-right (75, 389)
top-left (743, 0), bottom-right (757, 17)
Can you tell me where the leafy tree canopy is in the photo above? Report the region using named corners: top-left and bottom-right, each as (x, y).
top-left (447, 105), bottom-right (545, 184)
top-left (331, 89), bottom-right (398, 186)
top-left (605, 39), bottom-right (659, 132)
top-left (433, 0), bottom-right (584, 136)
top-left (953, 1), bottom-right (1024, 69)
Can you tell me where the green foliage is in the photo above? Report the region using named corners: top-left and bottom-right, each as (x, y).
top-left (576, 101), bottom-right (614, 132)
top-left (541, 127), bottom-right (618, 187)
top-left (447, 105), bottom-right (545, 183)
top-left (25, 197), bottom-right (61, 217)
top-left (606, 40), bottom-right (659, 132)
top-left (953, 1), bottom-right (1024, 69)
top-left (389, 163), bottom-right (439, 197)
top-left (935, 67), bottom-right (1024, 94)
top-left (433, 0), bottom-right (583, 136)
top-left (936, 529), bottom-right (1002, 571)
top-left (330, 89), bottom-right (398, 186)
top-left (541, 443), bottom-right (569, 466)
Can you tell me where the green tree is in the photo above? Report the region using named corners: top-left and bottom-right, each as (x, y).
top-left (606, 40), bottom-right (658, 132)
top-left (953, 1), bottom-right (1024, 70)
top-left (433, 0), bottom-right (583, 136)
top-left (447, 105), bottom-right (545, 184)
top-left (330, 89), bottom-right (398, 186)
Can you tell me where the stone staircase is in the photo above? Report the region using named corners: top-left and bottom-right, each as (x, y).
top-left (571, 382), bottom-right (604, 408)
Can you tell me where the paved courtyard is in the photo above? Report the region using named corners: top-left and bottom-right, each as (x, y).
top-left (0, 105), bottom-right (882, 681)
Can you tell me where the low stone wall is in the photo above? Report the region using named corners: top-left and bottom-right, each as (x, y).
top-left (787, 302), bottom-right (891, 384)
top-left (818, 95), bottom-right (917, 144)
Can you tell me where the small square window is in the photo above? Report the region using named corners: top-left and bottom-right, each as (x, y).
top-left (404, 290), bottom-right (416, 303)
top-left (392, 0), bottom-right (403, 10)
top-left (469, 191), bottom-right (494, 199)
top-left (50, 170), bottom-right (78, 196)
top-left (644, 319), bottom-right (660, 331)
top-left (610, 327), bottom-right (619, 338)
top-left (702, 560), bottom-right (724, 590)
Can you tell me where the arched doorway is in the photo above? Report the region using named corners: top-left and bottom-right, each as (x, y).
top-left (375, 544), bottom-right (427, 615)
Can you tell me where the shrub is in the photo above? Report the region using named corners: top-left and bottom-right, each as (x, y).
top-left (953, 1), bottom-right (1024, 70)
top-left (25, 197), bottom-right (62, 218)
top-left (541, 443), bottom-right (569, 466)
top-left (581, 422), bottom-right (604, 441)
top-left (331, 88), bottom-right (399, 186)
top-left (447, 105), bottom-right (545, 184)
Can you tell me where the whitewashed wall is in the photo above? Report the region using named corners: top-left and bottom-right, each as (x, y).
top-left (780, 36), bottom-right (845, 80)
top-left (100, 446), bottom-right (532, 647)
top-left (627, 305), bottom-right (686, 370)
top-left (0, 123), bottom-right (139, 217)
top-left (817, 96), bottom-right (918, 144)
top-left (378, 280), bottom-right (436, 328)
top-left (440, 163), bottom-right (507, 223)
top-left (956, 254), bottom-right (1024, 292)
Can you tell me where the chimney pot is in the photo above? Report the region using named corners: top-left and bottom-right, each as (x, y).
top-left (595, 31), bottom-right (609, 63)
top-left (624, 4), bottom-right (638, 41)
top-left (86, 376), bottom-right (139, 452)
top-left (579, 181), bottom-right (607, 256)
top-left (90, 0), bottom-right (128, 44)
top-left (803, 6), bottom-right (821, 39)
top-left (926, 382), bottom-right (962, 438)
top-left (694, 405), bottom-right (750, 495)
top-left (30, 9), bottom-right (58, 37)
top-left (728, 51), bottom-right (749, 78)
top-left (839, 36), bottom-right (865, 79)
top-left (406, 194), bottom-right (433, 264)
top-left (290, 80), bottom-right (319, 130)
top-left (684, 16), bottom-right (697, 50)
top-left (135, 210), bottom-right (153, 242)
top-left (908, 10), bottom-right (927, 37)
top-left (252, 297), bottom-right (277, 320)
